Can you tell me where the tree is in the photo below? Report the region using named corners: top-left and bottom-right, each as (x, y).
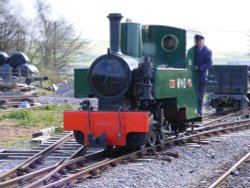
top-left (0, 0), bottom-right (90, 81)
top-left (0, 0), bottom-right (27, 53)
top-left (34, 0), bottom-right (90, 72)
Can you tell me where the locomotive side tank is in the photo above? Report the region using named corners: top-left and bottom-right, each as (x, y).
top-left (64, 13), bottom-right (199, 149)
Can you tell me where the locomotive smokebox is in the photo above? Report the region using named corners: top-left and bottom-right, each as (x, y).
top-left (107, 13), bottom-right (123, 55)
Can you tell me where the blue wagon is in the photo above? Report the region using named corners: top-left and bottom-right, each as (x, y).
top-left (207, 65), bottom-right (250, 112)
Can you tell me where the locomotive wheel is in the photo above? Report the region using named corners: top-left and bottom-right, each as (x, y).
top-left (73, 131), bottom-right (84, 145)
top-left (147, 132), bottom-right (157, 147)
top-left (172, 122), bottom-right (187, 136)
top-left (139, 143), bottom-right (147, 149)
top-left (147, 114), bottom-right (157, 147)
top-left (127, 133), bottom-right (146, 149)
top-left (157, 132), bottom-right (165, 144)
top-left (157, 121), bottom-right (168, 144)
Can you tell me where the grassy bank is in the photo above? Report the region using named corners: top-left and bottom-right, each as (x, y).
top-left (0, 104), bottom-right (76, 149)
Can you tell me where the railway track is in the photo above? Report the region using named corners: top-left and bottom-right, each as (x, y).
top-left (208, 149), bottom-right (250, 188)
top-left (0, 132), bottom-right (86, 184)
top-left (201, 113), bottom-right (234, 126)
top-left (0, 132), bottom-right (84, 161)
top-left (1, 115), bottom-right (250, 188)
top-left (200, 108), bottom-right (250, 127)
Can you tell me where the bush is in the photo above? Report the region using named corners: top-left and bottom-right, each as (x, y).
top-left (38, 66), bottom-right (70, 84)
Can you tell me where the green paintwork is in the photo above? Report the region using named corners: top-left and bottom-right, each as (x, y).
top-left (121, 23), bottom-right (198, 118)
top-left (154, 68), bottom-right (198, 119)
top-left (121, 23), bottom-right (142, 58)
top-left (121, 24), bottom-right (187, 68)
top-left (74, 22), bottom-right (199, 118)
top-left (187, 46), bottom-right (199, 103)
top-left (142, 25), bottom-right (186, 68)
top-left (74, 68), bottom-right (92, 98)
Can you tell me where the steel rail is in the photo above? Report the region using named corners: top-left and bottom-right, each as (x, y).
top-left (1, 117), bottom-right (250, 187)
top-left (201, 108), bottom-right (250, 127)
top-left (208, 150), bottom-right (250, 188)
top-left (192, 118), bottom-right (250, 133)
top-left (0, 146), bottom-right (91, 188)
top-left (24, 150), bottom-right (105, 188)
top-left (0, 132), bottom-right (74, 182)
top-left (27, 120), bottom-right (250, 187)
top-left (202, 113), bottom-right (234, 126)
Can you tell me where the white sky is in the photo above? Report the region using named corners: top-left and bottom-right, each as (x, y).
top-left (16, 0), bottom-right (250, 53)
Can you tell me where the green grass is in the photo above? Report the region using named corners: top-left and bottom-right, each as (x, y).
top-left (34, 87), bottom-right (54, 95)
top-left (0, 104), bottom-right (78, 149)
top-left (0, 104), bottom-right (77, 127)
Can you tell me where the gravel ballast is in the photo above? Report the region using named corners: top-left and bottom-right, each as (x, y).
top-left (37, 81), bottom-right (83, 106)
top-left (76, 130), bottom-right (250, 188)
top-left (1, 83), bottom-right (249, 187)
top-left (0, 160), bottom-right (24, 174)
top-left (37, 95), bottom-right (83, 106)
top-left (221, 153), bottom-right (250, 188)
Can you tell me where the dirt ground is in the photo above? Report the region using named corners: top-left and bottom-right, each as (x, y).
top-left (0, 121), bottom-right (42, 149)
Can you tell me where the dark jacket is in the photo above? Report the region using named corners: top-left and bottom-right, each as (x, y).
top-left (194, 46), bottom-right (213, 71)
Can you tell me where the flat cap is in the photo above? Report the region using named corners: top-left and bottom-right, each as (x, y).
top-left (194, 34), bottom-right (205, 40)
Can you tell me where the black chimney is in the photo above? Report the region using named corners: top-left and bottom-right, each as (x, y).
top-left (107, 13), bottom-right (123, 55)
